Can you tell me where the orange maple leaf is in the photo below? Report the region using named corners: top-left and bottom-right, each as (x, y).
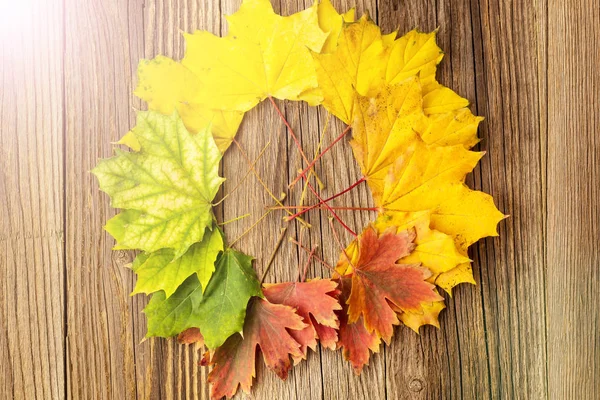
top-left (335, 277), bottom-right (381, 374)
top-left (207, 298), bottom-right (306, 399)
top-left (346, 226), bottom-right (443, 343)
top-left (177, 327), bottom-right (204, 345)
top-left (263, 279), bottom-right (341, 363)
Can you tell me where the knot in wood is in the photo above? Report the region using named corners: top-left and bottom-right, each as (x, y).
top-left (409, 378), bottom-right (424, 392)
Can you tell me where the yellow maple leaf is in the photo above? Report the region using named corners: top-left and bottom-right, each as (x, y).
top-left (182, 0), bottom-right (328, 112)
top-left (398, 297), bottom-right (446, 332)
top-left (313, 19), bottom-right (483, 152)
top-left (422, 83), bottom-right (470, 114)
top-left (311, 15), bottom-right (386, 124)
top-left (317, 0), bottom-right (355, 53)
top-left (347, 77), bottom-right (504, 248)
top-left (350, 78), bottom-right (424, 191)
top-left (116, 130), bottom-right (141, 151)
top-left (312, 18), bottom-right (452, 124)
top-left (134, 56), bottom-right (244, 153)
top-left (415, 108), bottom-right (483, 149)
top-left (378, 144), bottom-right (504, 247)
top-left (435, 256), bottom-right (476, 294)
top-left (384, 29), bottom-right (443, 88)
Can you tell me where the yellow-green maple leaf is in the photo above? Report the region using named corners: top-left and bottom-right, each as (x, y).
top-left (182, 0), bottom-right (328, 112)
top-left (93, 111), bottom-right (224, 258)
top-left (131, 225), bottom-right (224, 298)
top-left (134, 56), bottom-right (244, 153)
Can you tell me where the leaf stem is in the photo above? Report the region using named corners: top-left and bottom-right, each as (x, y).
top-left (298, 114), bottom-right (330, 205)
top-left (218, 213), bottom-right (251, 226)
top-left (268, 96), bottom-right (356, 236)
top-left (289, 237), bottom-right (335, 273)
top-left (232, 138), bottom-right (310, 228)
top-left (328, 217), bottom-right (355, 273)
top-left (260, 226), bottom-right (288, 284)
top-left (213, 139), bottom-right (271, 206)
top-left (289, 125), bottom-right (352, 188)
top-left (268, 96), bottom-right (311, 166)
top-left (300, 246), bottom-right (317, 282)
top-left (287, 176), bottom-right (367, 221)
top-left (230, 194), bottom-right (285, 247)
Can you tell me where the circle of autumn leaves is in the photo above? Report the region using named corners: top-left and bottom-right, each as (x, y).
top-left (92, 0), bottom-right (505, 398)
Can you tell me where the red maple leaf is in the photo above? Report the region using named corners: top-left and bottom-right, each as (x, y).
top-left (263, 279), bottom-right (341, 363)
top-left (335, 277), bottom-right (381, 374)
top-left (347, 226), bottom-right (443, 342)
top-left (208, 297), bottom-right (306, 399)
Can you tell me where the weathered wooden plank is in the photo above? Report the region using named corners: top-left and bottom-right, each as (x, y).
top-left (64, 0), bottom-right (144, 398)
top-left (547, 1), bottom-right (600, 398)
top-left (473, 0), bottom-right (549, 398)
top-left (0, 1), bottom-right (65, 399)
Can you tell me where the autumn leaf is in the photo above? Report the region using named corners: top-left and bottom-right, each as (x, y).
top-left (131, 225), bottom-right (224, 298)
top-left (177, 328), bottom-right (205, 345)
top-left (435, 258), bottom-right (476, 294)
top-left (415, 107), bottom-right (483, 149)
top-left (376, 146), bottom-right (504, 249)
top-left (311, 14), bottom-right (386, 123)
top-left (398, 296), bottom-right (446, 332)
top-left (208, 298), bottom-right (306, 399)
top-left (93, 111), bottom-right (224, 258)
top-left (344, 225), bottom-right (442, 342)
top-left (422, 82), bottom-right (470, 115)
top-left (182, 0), bottom-right (327, 112)
top-left (197, 250), bottom-right (262, 348)
top-left (317, 0), bottom-right (355, 53)
top-left (312, 16), bottom-right (451, 124)
top-left (335, 277), bottom-right (380, 374)
top-left (144, 249), bottom-right (261, 349)
top-left (134, 56), bottom-right (244, 153)
top-left (263, 279), bottom-right (341, 362)
top-left (383, 29), bottom-right (443, 89)
top-left (349, 82), bottom-right (505, 248)
top-left (344, 66), bottom-right (504, 263)
top-left (374, 211), bottom-right (470, 279)
top-left (350, 78), bottom-right (424, 192)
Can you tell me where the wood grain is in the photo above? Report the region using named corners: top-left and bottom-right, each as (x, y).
top-left (0, 1), bottom-right (65, 399)
top-left (1, 0), bottom-right (599, 399)
top-left (547, 0), bottom-right (600, 398)
top-left (64, 0), bottom-right (141, 398)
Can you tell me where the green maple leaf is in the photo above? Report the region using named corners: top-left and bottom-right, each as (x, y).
top-left (143, 249), bottom-right (262, 349)
top-left (131, 225), bottom-right (224, 298)
top-left (92, 111), bottom-right (225, 258)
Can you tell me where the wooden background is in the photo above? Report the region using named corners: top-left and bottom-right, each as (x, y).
top-left (1, 0), bottom-right (599, 398)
